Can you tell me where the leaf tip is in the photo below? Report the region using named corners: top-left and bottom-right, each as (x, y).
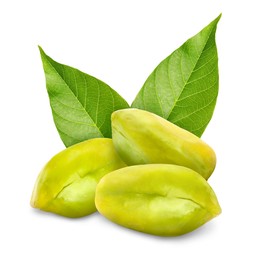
top-left (204, 13), bottom-right (221, 35)
top-left (212, 13), bottom-right (222, 25)
top-left (216, 13), bottom-right (222, 22)
top-left (38, 45), bottom-right (46, 57)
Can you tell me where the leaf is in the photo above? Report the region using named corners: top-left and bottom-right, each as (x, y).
top-left (132, 14), bottom-right (221, 137)
top-left (39, 47), bottom-right (129, 147)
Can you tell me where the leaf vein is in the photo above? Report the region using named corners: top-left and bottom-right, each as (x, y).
top-left (95, 79), bottom-right (100, 124)
top-left (48, 91), bottom-right (85, 111)
top-left (52, 108), bottom-right (96, 126)
top-left (177, 80), bottom-right (218, 102)
top-left (154, 67), bottom-right (164, 117)
top-left (166, 57), bottom-right (176, 101)
top-left (186, 65), bottom-right (217, 85)
top-left (193, 52), bottom-right (217, 72)
top-left (173, 95), bottom-right (217, 124)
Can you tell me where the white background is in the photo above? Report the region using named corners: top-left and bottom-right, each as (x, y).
top-left (1, 0), bottom-right (259, 259)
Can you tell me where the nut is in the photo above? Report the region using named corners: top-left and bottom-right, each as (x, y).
top-left (95, 164), bottom-right (221, 236)
top-left (112, 108), bottom-right (216, 179)
top-left (31, 138), bottom-right (126, 217)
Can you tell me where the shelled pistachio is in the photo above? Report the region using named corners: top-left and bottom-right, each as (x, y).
top-left (112, 108), bottom-right (216, 179)
top-left (95, 164), bottom-right (221, 236)
top-left (31, 138), bottom-right (126, 217)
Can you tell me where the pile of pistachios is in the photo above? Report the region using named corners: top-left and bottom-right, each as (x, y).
top-left (31, 108), bottom-right (221, 237)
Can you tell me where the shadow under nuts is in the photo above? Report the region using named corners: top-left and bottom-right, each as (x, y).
top-left (31, 138), bottom-right (126, 218)
top-left (112, 108), bottom-right (216, 180)
top-left (95, 164), bottom-right (221, 236)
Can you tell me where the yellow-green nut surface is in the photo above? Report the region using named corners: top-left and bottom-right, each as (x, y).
top-left (112, 108), bottom-right (216, 180)
top-left (95, 164), bottom-right (221, 236)
top-left (31, 138), bottom-right (126, 218)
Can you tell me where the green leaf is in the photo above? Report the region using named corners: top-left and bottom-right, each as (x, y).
top-left (39, 47), bottom-right (129, 147)
top-left (132, 14), bottom-right (221, 137)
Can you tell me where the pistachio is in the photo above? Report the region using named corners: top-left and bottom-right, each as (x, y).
top-left (95, 164), bottom-right (221, 236)
top-left (31, 138), bottom-right (126, 218)
top-left (112, 108), bottom-right (216, 179)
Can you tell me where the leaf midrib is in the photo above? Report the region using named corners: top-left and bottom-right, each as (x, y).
top-left (44, 55), bottom-right (103, 136)
top-left (165, 25), bottom-right (216, 120)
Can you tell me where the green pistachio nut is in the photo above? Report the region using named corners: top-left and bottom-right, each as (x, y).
top-left (95, 164), bottom-right (221, 236)
top-left (31, 138), bottom-right (126, 218)
top-left (112, 108), bottom-right (216, 180)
